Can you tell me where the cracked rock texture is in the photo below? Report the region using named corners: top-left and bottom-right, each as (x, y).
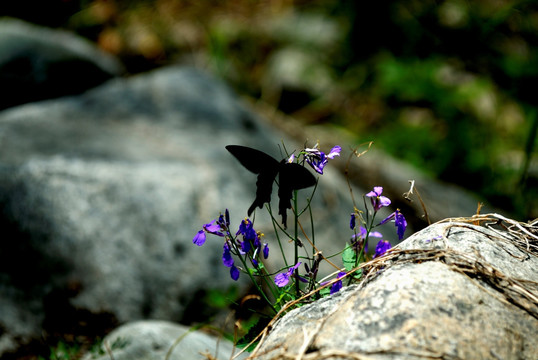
top-left (253, 220), bottom-right (538, 360)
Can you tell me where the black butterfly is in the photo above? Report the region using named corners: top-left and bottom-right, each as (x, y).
top-left (226, 145), bottom-right (316, 227)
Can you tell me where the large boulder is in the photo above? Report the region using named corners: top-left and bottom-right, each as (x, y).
top-left (0, 17), bottom-right (124, 110)
top-left (0, 65), bottom-right (372, 356)
top-left (252, 216), bottom-right (538, 359)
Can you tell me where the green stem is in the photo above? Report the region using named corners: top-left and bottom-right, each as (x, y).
top-left (293, 190), bottom-right (300, 297)
top-left (233, 242), bottom-right (277, 314)
top-left (308, 200), bottom-right (315, 259)
top-left (230, 240), bottom-right (278, 314)
top-left (267, 203), bottom-right (289, 267)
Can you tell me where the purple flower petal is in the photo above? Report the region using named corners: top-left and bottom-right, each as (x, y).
top-left (374, 240), bottom-right (391, 258)
top-left (366, 187), bottom-right (382, 197)
top-left (379, 196), bottom-right (391, 207)
top-left (230, 265), bottom-right (240, 281)
top-left (330, 280), bottom-right (343, 294)
top-left (204, 219), bottom-right (221, 234)
top-left (304, 145), bottom-right (339, 175)
top-left (275, 273), bottom-right (290, 287)
top-left (327, 145), bottom-right (341, 159)
top-left (240, 239), bottom-right (251, 253)
top-left (192, 230), bottom-right (206, 246)
top-left (306, 153), bottom-right (327, 174)
top-left (379, 212), bottom-right (395, 225)
top-left (329, 271), bottom-right (346, 294)
top-left (349, 213), bottom-right (356, 230)
top-left (253, 234), bottom-right (261, 249)
top-left (290, 262), bottom-right (302, 274)
top-left (365, 187), bottom-right (391, 211)
top-left (379, 209), bottom-right (406, 240)
top-left (237, 219), bottom-right (256, 240)
top-left (263, 243), bottom-right (269, 259)
top-left (395, 210), bottom-right (407, 240)
top-left (275, 262), bottom-right (302, 287)
top-left (222, 243), bottom-right (234, 267)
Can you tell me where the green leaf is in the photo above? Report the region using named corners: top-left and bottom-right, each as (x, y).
top-left (319, 287), bottom-right (331, 297)
top-left (342, 244), bottom-right (356, 272)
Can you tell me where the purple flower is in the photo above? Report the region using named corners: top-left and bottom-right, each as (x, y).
top-left (330, 271), bottom-right (346, 294)
top-left (351, 226), bottom-right (382, 253)
top-left (304, 145), bottom-right (341, 174)
top-left (374, 240), bottom-right (391, 258)
top-left (240, 239), bottom-right (251, 253)
top-left (204, 219), bottom-right (223, 235)
top-left (365, 187), bottom-right (391, 211)
top-left (222, 243), bottom-right (234, 267)
top-left (275, 262), bottom-right (302, 287)
top-left (236, 218), bottom-right (259, 253)
top-left (274, 273), bottom-right (289, 287)
top-left (192, 230), bottom-right (206, 246)
top-left (263, 243), bottom-right (269, 259)
top-left (236, 218), bottom-right (256, 241)
top-left (379, 209), bottom-right (407, 240)
top-left (350, 213), bottom-right (356, 230)
top-left (192, 219), bottom-right (225, 246)
top-left (230, 264), bottom-right (240, 281)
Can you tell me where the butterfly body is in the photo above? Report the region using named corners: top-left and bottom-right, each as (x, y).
top-left (226, 145), bottom-right (316, 227)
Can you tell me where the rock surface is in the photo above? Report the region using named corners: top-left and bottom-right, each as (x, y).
top-left (0, 18), bottom-right (124, 109)
top-left (251, 217), bottom-right (538, 359)
top-left (82, 320), bottom-right (247, 360)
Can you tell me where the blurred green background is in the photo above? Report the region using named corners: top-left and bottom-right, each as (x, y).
top-left (1, 0), bottom-right (536, 219)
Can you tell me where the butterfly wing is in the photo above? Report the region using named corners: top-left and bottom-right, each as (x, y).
top-left (277, 162), bottom-right (317, 227)
top-left (226, 145), bottom-right (280, 216)
top-left (225, 145), bottom-right (279, 174)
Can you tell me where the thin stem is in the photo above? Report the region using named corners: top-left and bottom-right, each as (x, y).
top-left (293, 190), bottom-right (300, 297)
top-left (234, 248), bottom-right (277, 314)
top-left (266, 203), bottom-right (289, 267)
top-left (308, 196), bottom-right (315, 260)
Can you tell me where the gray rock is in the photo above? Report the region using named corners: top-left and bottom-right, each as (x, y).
top-left (252, 218), bottom-right (538, 359)
top-left (0, 17), bottom-right (124, 109)
top-left (0, 65), bottom-right (377, 355)
top-left (82, 320), bottom-right (248, 360)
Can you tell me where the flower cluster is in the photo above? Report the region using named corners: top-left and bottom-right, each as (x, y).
top-left (193, 209), bottom-right (268, 281)
top-left (192, 143), bottom-right (409, 311)
top-left (364, 186), bottom-right (407, 241)
top-left (342, 186), bottom-right (407, 290)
